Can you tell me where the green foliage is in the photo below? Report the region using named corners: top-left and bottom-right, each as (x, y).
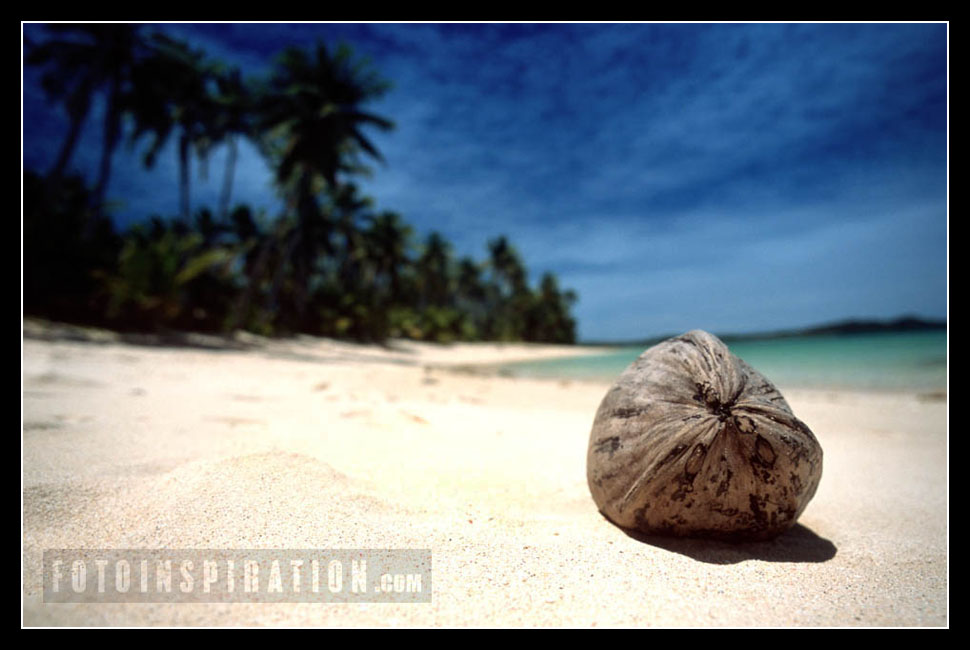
top-left (24, 28), bottom-right (580, 345)
top-left (99, 216), bottom-right (241, 332)
top-left (258, 41), bottom-right (394, 194)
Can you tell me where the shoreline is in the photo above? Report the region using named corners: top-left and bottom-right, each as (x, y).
top-left (22, 317), bottom-right (609, 367)
top-left (22, 325), bottom-right (948, 626)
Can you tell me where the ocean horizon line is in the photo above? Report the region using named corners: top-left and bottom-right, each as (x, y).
top-left (578, 314), bottom-right (947, 348)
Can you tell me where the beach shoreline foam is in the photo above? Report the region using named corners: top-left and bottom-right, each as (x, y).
top-left (22, 322), bottom-right (947, 626)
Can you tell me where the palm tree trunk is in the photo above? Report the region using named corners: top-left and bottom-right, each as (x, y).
top-left (179, 134), bottom-right (191, 221)
top-left (49, 112), bottom-right (87, 182)
top-left (91, 73), bottom-right (123, 220)
top-left (219, 135), bottom-right (238, 219)
top-left (261, 173), bottom-right (318, 330)
top-left (48, 76), bottom-right (95, 182)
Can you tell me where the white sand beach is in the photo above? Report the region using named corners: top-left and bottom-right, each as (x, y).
top-left (22, 323), bottom-right (947, 627)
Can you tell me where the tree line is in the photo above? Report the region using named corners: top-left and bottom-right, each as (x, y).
top-left (23, 24), bottom-right (578, 344)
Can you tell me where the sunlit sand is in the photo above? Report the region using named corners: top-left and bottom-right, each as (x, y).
top-left (21, 323), bottom-right (946, 626)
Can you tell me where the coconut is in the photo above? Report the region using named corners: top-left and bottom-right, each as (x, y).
top-left (586, 330), bottom-right (822, 541)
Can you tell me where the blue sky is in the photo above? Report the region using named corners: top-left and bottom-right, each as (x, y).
top-left (22, 23), bottom-right (948, 341)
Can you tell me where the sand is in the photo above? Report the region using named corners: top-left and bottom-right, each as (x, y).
top-left (21, 324), bottom-right (948, 627)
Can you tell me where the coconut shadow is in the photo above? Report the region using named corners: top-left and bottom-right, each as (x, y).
top-left (614, 519), bottom-right (837, 564)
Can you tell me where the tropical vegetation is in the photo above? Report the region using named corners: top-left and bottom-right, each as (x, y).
top-left (23, 24), bottom-right (578, 344)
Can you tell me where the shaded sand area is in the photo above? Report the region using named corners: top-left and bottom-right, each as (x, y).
top-left (22, 323), bottom-right (947, 626)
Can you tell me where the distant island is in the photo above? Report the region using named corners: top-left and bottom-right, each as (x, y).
top-left (583, 315), bottom-right (947, 347)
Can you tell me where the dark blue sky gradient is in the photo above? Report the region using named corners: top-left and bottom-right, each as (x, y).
top-left (22, 22), bottom-right (948, 341)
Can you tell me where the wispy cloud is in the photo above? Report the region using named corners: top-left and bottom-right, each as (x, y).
top-left (22, 22), bottom-right (947, 340)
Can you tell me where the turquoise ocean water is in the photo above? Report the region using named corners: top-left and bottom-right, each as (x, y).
top-left (503, 331), bottom-right (947, 392)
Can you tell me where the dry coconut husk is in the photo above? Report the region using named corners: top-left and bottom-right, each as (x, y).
top-left (586, 330), bottom-right (822, 542)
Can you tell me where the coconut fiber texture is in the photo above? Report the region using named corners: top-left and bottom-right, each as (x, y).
top-left (587, 330), bottom-right (823, 542)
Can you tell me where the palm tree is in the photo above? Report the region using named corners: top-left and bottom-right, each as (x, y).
top-left (127, 33), bottom-right (217, 221)
top-left (454, 256), bottom-right (487, 338)
top-left (529, 272), bottom-right (578, 343)
top-left (258, 42), bottom-right (394, 195)
top-left (329, 183), bottom-right (374, 297)
top-left (245, 41), bottom-right (394, 330)
top-left (416, 232), bottom-right (452, 308)
top-left (26, 24), bottom-right (143, 215)
top-left (365, 211), bottom-right (414, 302)
top-left (485, 235), bottom-right (530, 340)
top-left (487, 236), bottom-right (528, 295)
top-left (210, 66), bottom-right (255, 219)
